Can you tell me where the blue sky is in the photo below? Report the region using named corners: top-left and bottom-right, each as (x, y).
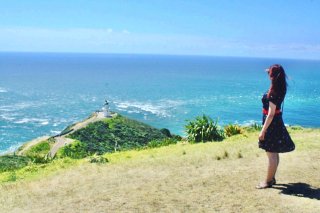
top-left (0, 0), bottom-right (319, 59)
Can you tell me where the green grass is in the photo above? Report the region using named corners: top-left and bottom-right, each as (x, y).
top-left (0, 157), bottom-right (82, 183)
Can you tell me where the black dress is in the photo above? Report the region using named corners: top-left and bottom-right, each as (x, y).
top-left (258, 92), bottom-right (295, 153)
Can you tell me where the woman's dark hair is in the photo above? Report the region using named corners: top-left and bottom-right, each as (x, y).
top-left (267, 64), bottom-right (288, 98)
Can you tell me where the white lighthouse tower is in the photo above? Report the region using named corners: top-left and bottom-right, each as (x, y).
top-left (103, 99), bottom-right (111, 117)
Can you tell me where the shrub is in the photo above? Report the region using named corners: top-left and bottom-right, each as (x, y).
top-left (69, 114), bottom-right (167, 155)
top-left (147, 138), bottom-right (178, 148)
top-left (223, 151), bottom-right (229, 159)
top-left (290, 125), bottom-right (303, 130)
top-left (160, 128), bottom-right (172, 137)
top-left (224, 124), bottom-right (243, 137)
top-left (57, 140), bottom-right (88, 159)
top-left (88, 154), bottom-right (109, 164)
top-left (251, 122), bottom-right (262, 131)
top-left (185, 114), bottom-right (224, 142)
top-left (25, 141), bottom-right (51, 163)
top-left (0, 155), bottom-right (31, 172)
top-left (172, 134), bottom-right (183, 141)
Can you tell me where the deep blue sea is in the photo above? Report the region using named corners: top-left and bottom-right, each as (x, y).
top-left (1, 52), bottom-right (319, 154)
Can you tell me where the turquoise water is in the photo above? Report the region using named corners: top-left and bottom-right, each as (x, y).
top-left (1, 52), bottom-right (319, 153)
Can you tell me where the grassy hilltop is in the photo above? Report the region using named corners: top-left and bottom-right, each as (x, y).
top-left (0, 114), bottom-right (319, 212)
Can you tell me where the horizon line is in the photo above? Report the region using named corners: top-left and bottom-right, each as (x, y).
top-left (1, 50), bottom-right (319, 62)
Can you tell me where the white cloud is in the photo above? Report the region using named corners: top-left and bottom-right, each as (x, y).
top-left (0, 27), bottom-right (319, 59)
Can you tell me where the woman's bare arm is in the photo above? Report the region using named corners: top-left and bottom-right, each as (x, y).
top-left (259, 102), bottom-right (276, 141)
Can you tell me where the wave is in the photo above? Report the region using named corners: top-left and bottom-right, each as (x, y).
top-left (113, 99), bottom-right (186, 118)
top-left (0, 114), bottom-right (16, 121)
top-left (14, 118), bottom-right (49, 125)
top-left (241, 120), bottom-right (261, 126)
top-left (0, 102), bottom-right (37, 112)
top-left (0, 87), bottom-right (8, 93)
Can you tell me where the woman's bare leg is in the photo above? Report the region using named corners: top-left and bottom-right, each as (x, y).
top-left (266, 152), bottom-right (279, 182)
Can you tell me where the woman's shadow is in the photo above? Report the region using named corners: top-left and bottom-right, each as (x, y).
top-left (272, 182), bottom-right (320, 200)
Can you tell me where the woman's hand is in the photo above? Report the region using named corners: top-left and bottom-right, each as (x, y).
top-left (259, 131), bottom-right (266, 142)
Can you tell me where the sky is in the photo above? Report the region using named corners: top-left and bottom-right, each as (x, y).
top-left (0, 0), bottom-right (319, 59)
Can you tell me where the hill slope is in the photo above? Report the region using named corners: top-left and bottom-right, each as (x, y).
top-left (0, 128), bottom-right (319, 212)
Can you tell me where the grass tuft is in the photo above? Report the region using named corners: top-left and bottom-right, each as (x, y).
top-left (223, 151), bottom-right (229, 159)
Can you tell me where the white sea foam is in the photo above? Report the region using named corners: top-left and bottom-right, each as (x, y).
top-left (14, 118), bottom-right (49, 125)
top-left (241, 120), bottom-right (261, 126)
top-left (50, 130), bottom-right (61, 135)
top-left (0, 87), bottom-right (8, 93)
top-left (40, 121), bottom-right (49, 125)
top-left (114, 99), bottom-right (186, 118)
top-left (0, 106), bottom-right (14, 112)
top-left (0, 102), bottom-right (38, 112)
top-left (0, 114), bottom-right (16, 121)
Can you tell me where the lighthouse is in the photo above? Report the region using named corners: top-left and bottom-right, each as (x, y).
top-left (103, 99), bottom-right (111, 117)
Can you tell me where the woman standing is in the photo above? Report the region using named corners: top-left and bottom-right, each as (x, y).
top-left (256, 64), bottom-right (295, 189)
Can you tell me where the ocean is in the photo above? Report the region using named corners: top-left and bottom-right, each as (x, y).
top-left (1, 52), bottom-right (319, 154)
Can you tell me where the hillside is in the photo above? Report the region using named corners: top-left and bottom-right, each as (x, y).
top-left (0, 127), bottom-right (319, 212)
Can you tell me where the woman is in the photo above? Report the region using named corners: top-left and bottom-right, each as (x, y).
top-left (256, 64), bottom-right (295, 189)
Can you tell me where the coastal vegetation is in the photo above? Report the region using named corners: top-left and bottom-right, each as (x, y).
top-left (0, 124), bottom-right (319, 212)
top-left (0, 113), bottom-right (300, 182)
top-left (0, 155), bottom-right (31, 173)
top-left (59, 114), bottom-right (169, 158)
top-left (0, 113), bottom-right (311, 185)
top-left (0, 113), bottom-right (175, 179)
top-left (185, 114), bottom-right (224, 142)
top-left (224, 124), bottom-right (244, 137)
top-left (0, 113), bottom-right (319, 212)
top-left (23, 140), bottom-right (52, 163)
top-left (0, 114), bottom-right (220, 182)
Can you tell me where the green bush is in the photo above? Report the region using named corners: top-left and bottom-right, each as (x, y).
top-left (69, 114), bottom-right (167, 155)
top-left (57, 140), bottom-right (88, 159)
top-left (224, 124), bottom-right (243, 137)
top-left (172, 134), bottom-right (183, 141)
top-left (251, 122), bottom-right (262, 131)
top-left (185, 114), bottom-right (224, 142)
top-left (290, 125), bottom-right (303, 130)
top-left (160, 128), bottom-right (172, 137)
top-left (88, 154), bottom-right (109, 164)
top-left (0, 155), bottom-right (31, 172)
top-left (147, 138), bottom-right (178, 148)
top-left (25, 141), bottom-right (51, 163)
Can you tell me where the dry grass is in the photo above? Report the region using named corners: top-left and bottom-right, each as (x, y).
top-left (0, 128), bottom-right (319, 213)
